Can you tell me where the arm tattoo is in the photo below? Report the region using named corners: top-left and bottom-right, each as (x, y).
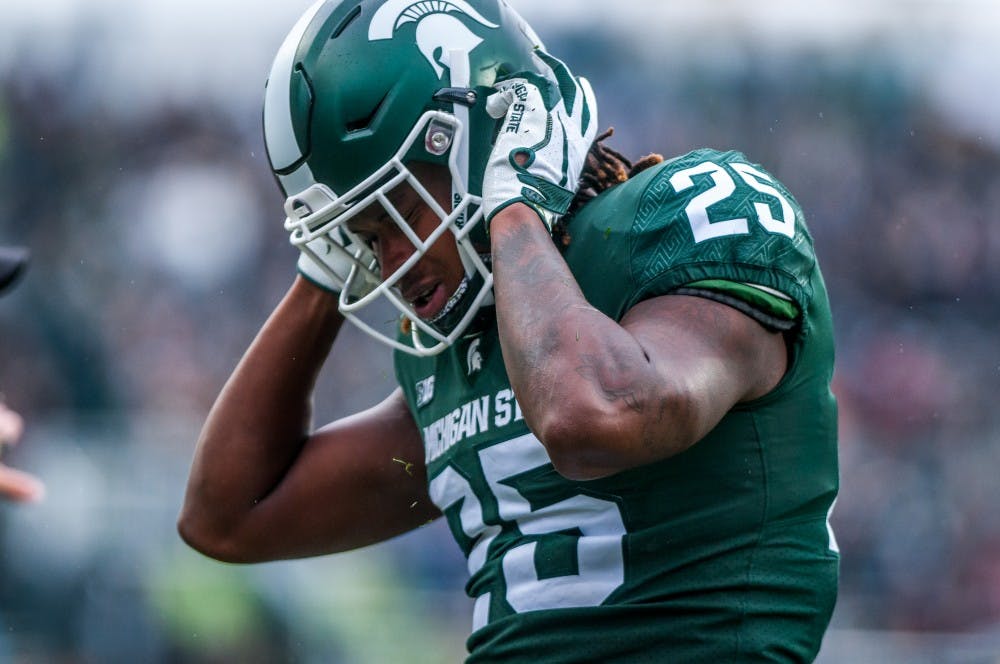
top-left (496, 226), bottom-right (576, 294)
top-left (494, 222), bottom-right (578, 376)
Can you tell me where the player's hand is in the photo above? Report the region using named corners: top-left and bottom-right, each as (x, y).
top-left (295, 235), bottom-right (356, 294)
top-left (296, 236), bottom-right (382, 302)
top-left (481, 49), bottom-right (598, 232)
top-left (0, 401), bottom-right (44, 503)
top-left (285, 188), bottom-right (379, 299)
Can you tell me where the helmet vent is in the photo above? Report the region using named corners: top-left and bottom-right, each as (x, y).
top-left (345, 90), bottom-right (390, 133)
top-left (331, 5), bottom-right (362, 40)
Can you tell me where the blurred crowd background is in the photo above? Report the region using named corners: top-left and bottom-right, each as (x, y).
top-left (1, 1), bottom-right (999, 662)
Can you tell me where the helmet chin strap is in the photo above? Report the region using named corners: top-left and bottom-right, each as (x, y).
top-left (448, 48), bottom-right (478, 280)
top-left (446, 48), bottom-right (495, 321)
top-left (425, 48), bottom-right (486, 337)
top-left (407, 49), bottom-right (496, 350)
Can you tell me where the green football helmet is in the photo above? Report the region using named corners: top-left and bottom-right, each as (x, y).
top-left (264, 0), bottom-right (546, 356)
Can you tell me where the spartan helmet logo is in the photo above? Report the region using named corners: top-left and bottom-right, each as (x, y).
top-left (368, 0), bottom-right (500, 78)
top-left (466, 336), bottom-right (484, 375)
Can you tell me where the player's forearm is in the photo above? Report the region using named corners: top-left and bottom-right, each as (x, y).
top-left (179, 277), bottom-right (344, 549)
top-left (489, 207), bottom-right (680, 478)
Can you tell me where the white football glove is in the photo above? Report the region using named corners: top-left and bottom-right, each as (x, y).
top-left (296, 233), bottom-right (382, 302)
top-left (285, 184), bottom-right (380, 298)
top-left (296, 235), bottom-right (353, 294)
top-left (481, 49), bottom-right (598, 232)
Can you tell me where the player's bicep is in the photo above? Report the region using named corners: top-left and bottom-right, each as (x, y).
top-left (237, 388), bottom-right (439, 560)
top-left (622, 293), bottom-right (788, 440)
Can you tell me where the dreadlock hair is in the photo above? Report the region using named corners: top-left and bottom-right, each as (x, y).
top-left (552, 127), bottom-right (664, 247)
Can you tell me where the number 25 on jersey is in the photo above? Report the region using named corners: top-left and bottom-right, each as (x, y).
top-left (670, 160), bottom-right (797, 243)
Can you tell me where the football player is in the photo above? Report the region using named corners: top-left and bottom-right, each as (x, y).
top-left (179, 1), bottom-right (839, 661)
top-left (0, 244), bottom-right (44, 503)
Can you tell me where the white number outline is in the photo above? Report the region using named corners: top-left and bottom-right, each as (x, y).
top-left (669, 160), bottom-right (796, 243)
top-left (428, 433), bottom-right (626, 631)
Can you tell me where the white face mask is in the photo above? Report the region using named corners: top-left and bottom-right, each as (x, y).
top-left (283, 110), bottom-right (494, 357)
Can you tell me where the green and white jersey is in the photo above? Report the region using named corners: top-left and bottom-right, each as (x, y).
top-left (394, 148), bottom-right (839, 663)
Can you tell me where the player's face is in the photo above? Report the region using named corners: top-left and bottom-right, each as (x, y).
top-left (346, 163), bottom-right (466, 321)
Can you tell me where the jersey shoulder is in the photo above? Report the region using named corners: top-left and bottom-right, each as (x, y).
top-left (565, 147), bottom-right (819, 320)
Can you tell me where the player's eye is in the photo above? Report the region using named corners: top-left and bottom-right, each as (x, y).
top-left (397, 199), bottom-right (424, 231)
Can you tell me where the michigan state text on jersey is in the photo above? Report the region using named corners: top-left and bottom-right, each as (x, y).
top-left (396, 149), bottom-right (838, 663)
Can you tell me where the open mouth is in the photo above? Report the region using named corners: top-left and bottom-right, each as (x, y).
top-left (407, 282), bottom-right (446, 319)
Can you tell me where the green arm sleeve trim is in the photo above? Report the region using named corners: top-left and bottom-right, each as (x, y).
top-left (685, 279), bottom-right (800, 320)
top-left (673, 279), bottom-right (801, 333)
